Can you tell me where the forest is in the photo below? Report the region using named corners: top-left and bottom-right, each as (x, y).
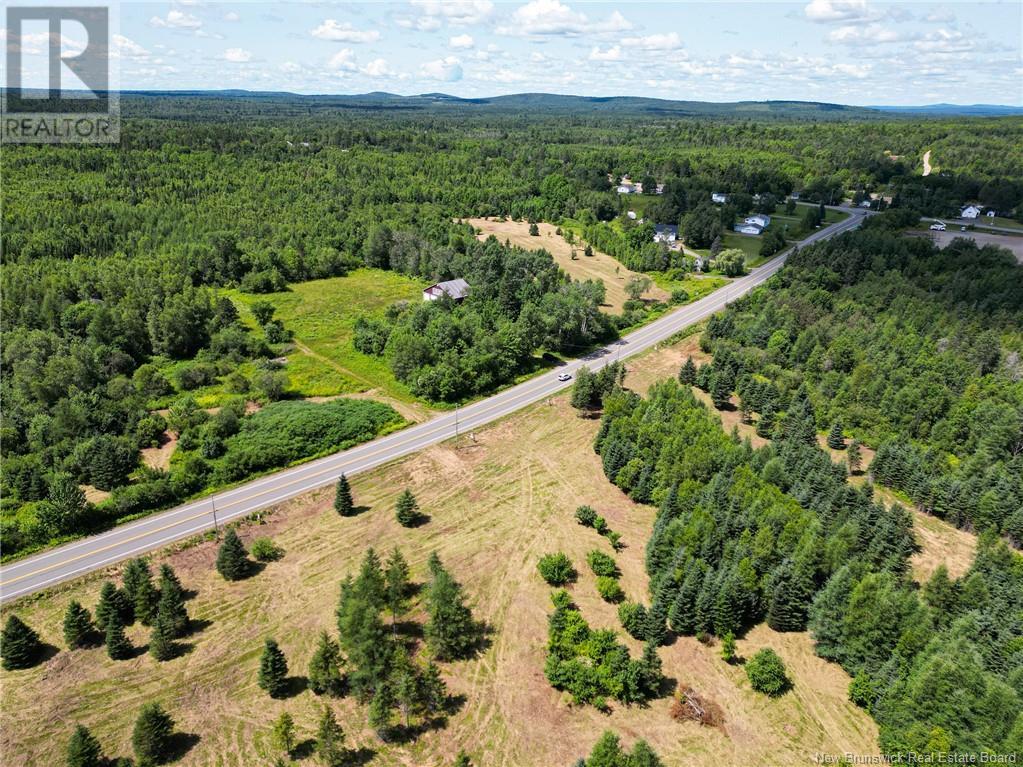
top-left (3, 96), bottom-right (1022, 559)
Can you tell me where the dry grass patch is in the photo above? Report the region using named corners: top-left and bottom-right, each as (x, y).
top-left (465, 218), bottom-right (669, 312)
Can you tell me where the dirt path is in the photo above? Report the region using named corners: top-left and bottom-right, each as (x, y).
top-left (922, 150), bottom-right (932, 176)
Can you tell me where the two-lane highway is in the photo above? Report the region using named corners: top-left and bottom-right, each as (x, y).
top-left (0, 208), bottom-right (869, 603)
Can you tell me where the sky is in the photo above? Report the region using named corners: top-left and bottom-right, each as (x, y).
top-left (8, 0), bottom-right (1023, 106)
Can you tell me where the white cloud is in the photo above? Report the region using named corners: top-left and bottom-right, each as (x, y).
top-left (623, 32), bottom-right (683, 51)
top-left (450, 34), bottom-right (474, 49)
top-left (804, 0), bottom-right (872, 23)
top-left (396, 16), bottom-right (442, 31)
top-left (420, 55), bottom-right (463, 81)
top-left (409, 0), bottom-right (494, 26)
top-left (222, 47), bottom-right (252, 63)
top-left (914, 28), bottom-right (974, 54)
top-left (589, 45), bottom-right (622, 61)
top-left (924, 10), bottom-right (956, 24)
top-left (499, 0), bottom-right (630, 37)
top-left (311, 20), bottom-right (380, 43)
top-left (361, 58), bottom-right (394, 77)
top-left (149, 9), bottom-right (202, 30)
top-left (113, 34), bottom-right (149, 59)
top-left (828, 24), bottom-right (912, 45)
top-left (328, 48), bottom-right (358, 72)
top-left (280, 61), bottom-right (302, 74)
top-left (223, 12), bottom-right (240, 23)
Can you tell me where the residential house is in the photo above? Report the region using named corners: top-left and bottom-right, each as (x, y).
top-left (961, 205), bottom-right (982, 219)
top-left (653, 224), bottom-right (678, 243)
top-left (423, 278), bottom-right (470, 302)
top-left (711, 192), bottom-right (728, 204)
top-left (654, 183), bottom-right (665, 195)
top-left (734, 222), bottom-right (764, 235)
top-left (617, 183), bottom-right (638, 194)
top-left (744, 214), bottom-right (771, 228)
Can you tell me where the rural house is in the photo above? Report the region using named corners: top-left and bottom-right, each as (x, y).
top-left (744, 214), bottom-right (771, 228)
top-left (653, 224), bottom-right (679, 243)
top-left (960, 205), bottom-right (982, 219)
top-left (734, 222), bottom-right (765, 235)
top-left (423, 278), bottom-right (470, 302)
top-left (711, 192), bottom-right (728, 204)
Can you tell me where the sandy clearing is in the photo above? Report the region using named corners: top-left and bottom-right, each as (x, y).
top-left (918, 229), bottom-right (1023, 263)
top-left (922, 149), bottom-right (932, 176)
top-left (465, 218), bottom-right (670, 312)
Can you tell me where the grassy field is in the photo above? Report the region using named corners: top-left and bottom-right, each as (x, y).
top-left (2, 337), bottom-right (887, 767)
top-left (466, 218), bottom-right (669, 312)
top-left (228, 268), bottom-right (431, 411)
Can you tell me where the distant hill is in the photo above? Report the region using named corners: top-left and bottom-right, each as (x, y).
top-left (869, 103), bottom-right (1023, 116)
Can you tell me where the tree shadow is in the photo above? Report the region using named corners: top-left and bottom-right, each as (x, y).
top-left (291, 738), bottom-right (317, 760)
top-left (279, 676), bottom-right (308, 699)
top-left (347, 747), bottom-right (377, 766)
top-left (185, 618), bottom-right (213, 637)
top-left (657, 675), bottom-right (679, 699)
top-left (165, 731), bottom-right (200, 762)
top-left (36, 642), bottom-right (62, 664)
top-left (391, 620), bottom-right (423, 639)
top-left (344, 505), bottom-right (372, 517)
top-left (406, 513), bottom-right (431, 528)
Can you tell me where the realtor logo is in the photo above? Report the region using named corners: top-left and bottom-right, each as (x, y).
top-left (3, 5), bottom-right (120, 143)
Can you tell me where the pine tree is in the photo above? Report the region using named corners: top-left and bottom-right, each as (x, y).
top-left (132, 703), bottom-right (174, 767)
top-left (270, 711), bottom-right (295, 756)
top-left (308, 631), bottom-right (344, 696)
top-left (258, 638), bottom-right (289, 698)
top-left (384, 547), bottom-right (410, 629)
top-left (425, 561), bottom-right (478, 661)
top-left (63, 601), bottom-right (95, 649)
top-left (134, 571), bottom-right (159, 626)
top-left (333, 474), bottom-right (354, 516)
top-left (571, 367), bottom-right (597, 411)
top-left (710, 373), bottom-right (732, 410)
top-left (395, 489), bottom-right (419, 527)
top-left (149, 611), bottom-right (175, 662)
top-left (105, 611), bottom-right (133, 660)
top-left (827, 421), bottom-right (845, 450)
top-left (629, 740), bottom-right (664, 767)
top-left (216, 528), bottom-right (249, 580)
top-left (121, 558), bottom-right (152, 623)
top-left (721, 631), bottom-right (737, 664)
top-left (586, 731), bottom-right (626, 767)
top-left (66, 723), bottom-right (103, 767)
top-left (95, 581), bottom-right (129, 632)
top-left (157, 566), bottom-right (189, 637)
top-left (639, 640), bottom-right (663, 697)
top-left (390, 647), bottom-right (419, 729)
top-left (368, 683), bottom-right (395, 738)
top-left (315, 706), bottom-right (346, 766)
top-left (678, 356), bottom-right (697, 385)
top-left (847, 440), bottom-right (863, 474)
top-left (418, 661), bottom-right (448, 715)
top-left (767, 560), bottom-right (812, 632)
top-left (1, 615), bottom-right (43, 670)
top-left (756, 404), bottom-right (776, 439)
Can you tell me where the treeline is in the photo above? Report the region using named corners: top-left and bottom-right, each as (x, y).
top-left (594, 380), bottom-right (1022, 757)
top-left (698, 217), bottom-right (1022, 541)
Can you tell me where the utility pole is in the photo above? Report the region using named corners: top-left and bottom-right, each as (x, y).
top-left (211, 497), bottom-right (219, 534)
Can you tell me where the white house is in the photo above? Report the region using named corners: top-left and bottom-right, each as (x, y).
top-left (744, 214), bottom-right (771, 228)
top-left (654, 183), bottom-right (665, 195)
top-left (986, 210), bottom-right (996, 218)
top-left (734, 222), bottom-right (764, 235)
top-left (653, 224), bottom-right (678, 243)
top-left (617, 183), bottom-right (638, 195)
top-left (711, 192), bottom-right (728, 204)
top-left (423, 278), bottom-right (470, 302)
top-left (961, 205), bottom-right (982, 219)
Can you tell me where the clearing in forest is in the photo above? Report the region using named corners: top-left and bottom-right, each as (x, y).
top-left (466, 217), bottom-right (671, 312)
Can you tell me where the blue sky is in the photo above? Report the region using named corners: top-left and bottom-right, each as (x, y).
top-left (10, 0), bottom-right (1023, 105)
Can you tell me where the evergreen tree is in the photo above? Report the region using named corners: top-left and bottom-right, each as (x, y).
top-left (766, 559), bottom-right (813, 632)
top-left (121, 558), bottom-right (152, 622)
top-left (395, 489), bottom-right (419, 527)
top-left (157, 565), bottom-right (189, 637)
top-left (418, 661), bottom-right (448, 715)
top-left (384, 547), bottom-right (410, 629)
top-left (315, 706), bottom-right (346, 766)
top-left (216, 528), bottom-right (249, 580)
top-left (368, 683), bottom-right (394, 739)
top-left (425, 561), bottom-right (478, 661)
top-left (258, 638), bottom-right (289, 698)
top-left (847, 440), bottom-right (863, 474)
top-left (148, 611), bottom-right (175, 662)
top-left (95, 581), bottom-right (129, 632)
top-left (105, 611), bottom-right (133, 660)
top-left (270, 711), bottom-right (295, 756)
top-left (336, 575), bottom-right (390, 700)
top-left (571, 367), bottom-right (598, 412)
top-left (1, 615), bottom-right (43, 670)
top-left (710, 373), bottom-right (732, 410)
top-left (134, 571), bottom-right (159, 626)
top-left (308, 631), bottom-right (344, 696)
top-left (678, 356), bottom-right (697, 385)
top-left (756, 404), bottom-right (775, 439)
top-left (629, 740), bottom-right (664, 767)
top-left (721, 630), bottom-right (737, 664)
top-left (390, 647), bottom-right (419, 729)
top-left (132, 703), bottom-right (174, 767)
top-left (827, 421), bottom-right (845, 450)
top-left (63, 601), bottom-right (95, 649)
top-left (333, 474), bottom-right (354, 516)
top-left (586, 731), bottom-right (626, 767)
top-left (66, 724), bottom-right (103, 767)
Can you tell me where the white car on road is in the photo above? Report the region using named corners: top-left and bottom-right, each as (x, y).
top-left (557, 372), bottom-right (572, 382)
top-left (929, 222), bottom-right (946, 231)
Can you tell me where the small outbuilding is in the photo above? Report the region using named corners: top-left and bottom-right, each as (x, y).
top-left (423, 278), bottom-right (470, 302)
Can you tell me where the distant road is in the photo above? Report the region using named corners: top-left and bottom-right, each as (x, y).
top-left (0, 208), bottom-right (869, 603)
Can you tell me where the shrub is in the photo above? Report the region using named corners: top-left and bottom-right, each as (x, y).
top-left (575, 505), bottom-right (597, 527)
top-left (537, 553), bottom-right (576, 585)
top-left (250, 537), bottom-right (284, 562)
top-left (745, 648), bottom-right (789, 696)
top-left (592, 516), bottom-right (609, 535)
top-left (618, 601), bottom-right (648, 639)
top-left (596, 576), bottom-right (625, 603)
top-left (586, 550), bottom-right (619, 578)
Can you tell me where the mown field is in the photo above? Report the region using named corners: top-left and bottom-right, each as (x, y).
top-left (0, 335), bottom-right (914, 767)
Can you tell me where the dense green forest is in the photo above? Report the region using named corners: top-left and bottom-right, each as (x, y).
top-left (696, 212), bottom-right (1023, 542)
top-left (595, 380), bottom-right (1022, 758)
top-left (3, 98), bottom-right (1021, 557)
